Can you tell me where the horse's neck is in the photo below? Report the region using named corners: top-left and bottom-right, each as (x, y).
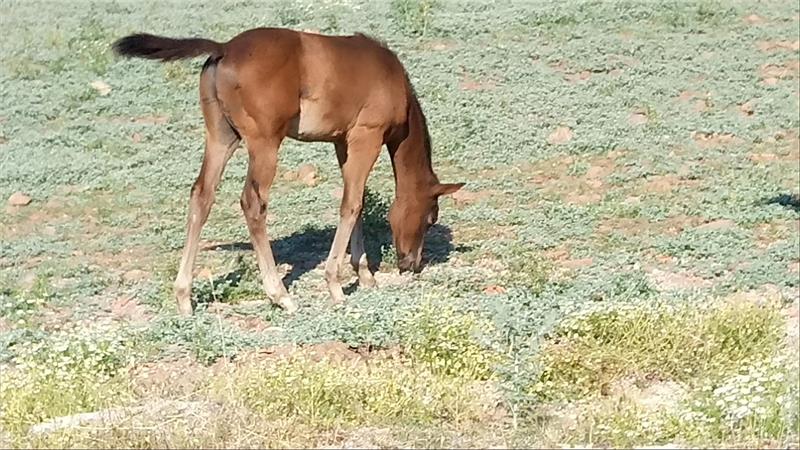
top-left (391, 95), bottom-right (438, 197)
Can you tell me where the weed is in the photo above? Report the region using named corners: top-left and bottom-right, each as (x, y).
top-left (274, 0), bottom-right (312, 27)
top-left (398, 299), bottom-right (500, 380)
top-left (0, 282), bottom-right (48, 327)
top-left (390, 0), bottom-right (438, 36)
top-left (212, 354), bottom-right (491, 429)
top-left (531, 299), bottom-right (785, 401)
top-left (0, 323), bottom-right (144, 433)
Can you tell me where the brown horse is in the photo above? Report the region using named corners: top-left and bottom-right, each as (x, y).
top-left (112, 28), bottom-right (464, 315)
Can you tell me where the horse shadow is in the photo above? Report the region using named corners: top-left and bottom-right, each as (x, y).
top-left (763, 193), bottom-right (800, 213)
top-left (205, 190), bottom-right (463, 290)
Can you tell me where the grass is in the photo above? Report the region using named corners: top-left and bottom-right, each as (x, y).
top-left (213, 355), bottom-right (491, 429)
top-left (527, 298), bottom-right (798, 448)
top-left (532, 299), bottom-right (785, 401)
top-left (0, 323), bottom-right (144, 434)
top-left (0, 0), bottom-right (798, 447)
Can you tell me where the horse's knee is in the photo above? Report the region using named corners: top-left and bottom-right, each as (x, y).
top-left (339, 199), bottom-right (362, 219)
top-left (190, 181), bottom-right (215, 211)
top-left (324, 261), bottom-right (339, 284)
top-left (239, 187), bottom-right (267, 220)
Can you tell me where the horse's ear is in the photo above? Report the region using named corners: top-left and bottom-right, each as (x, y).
top-left (433, 182), bottom-right (465, 197)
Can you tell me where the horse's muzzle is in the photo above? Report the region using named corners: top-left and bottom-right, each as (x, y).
top-left (397, 253), bottom-right (421, 274)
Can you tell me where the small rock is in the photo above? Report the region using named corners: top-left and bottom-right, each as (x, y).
top-left (739, 100), bottom-right (755, 116)
top-left (8, 192), bottom-right (32, 206)
top-left (122, 269), bottom-right (148, 282)
top-left (90, 80), bottom-right (112, 96)
top-left (450, 189), bottom-right (490, 206)
top-left (110, 296), bottom-right (149, 323)
top-left (298, 164), bottom-right (317, 186)
top-left (693, 98), bottom-right (710, 112)
top-left (196, 267), bottom-right (214, 279)
top-left (131, 132), bottom-right (143, 143)
top-left (743, 13), bottom-right (765, 24)
top-left (560, 258), bottom-right (594, 269)
top-left (628, 111), bottom-right (648, 125)
top-left (19, 272), bottom-right (38, 290)
top-left (547, 126), bottom-right (573, 145)
top-left (483, 285), bottom-right (507, 295)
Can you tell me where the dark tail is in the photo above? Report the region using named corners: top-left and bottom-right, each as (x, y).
top-left (112, 33), bottom-right (224, 62)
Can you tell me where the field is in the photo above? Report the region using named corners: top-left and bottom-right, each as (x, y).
top-left (1, 0), bottom-right (799, 447)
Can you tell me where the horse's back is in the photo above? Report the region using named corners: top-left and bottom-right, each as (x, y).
top-left (216, 28), bottom-right (409, 141)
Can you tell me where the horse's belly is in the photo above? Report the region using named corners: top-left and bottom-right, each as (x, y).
top-left (286, 99), bottom-right (346, 142)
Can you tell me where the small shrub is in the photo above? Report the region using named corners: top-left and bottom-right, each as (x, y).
top-left (145, 313), bottom-right (260, 365)
top-left (531, 299), bottom-right (785, 400)
top-left (673, 353), bottom-right (800, 444)
top-left (274, 0), bottom-right (312, 27)
top-left (0, 292), bottom-right (46, 327)
top-left (504, 253), bottom-right (550, 294)
top-left (398, 300), bottom-right (500, 380)
top-left (558, 351), bottom-right (800, 448)
top-left (68, 17), bottom-right (113, 75)
top-left (213, 355), bottom-right (489, 429)
top-left (390, 0), bottom-right (438, 36)
top-left (0, 323), bottom-right (144, 433)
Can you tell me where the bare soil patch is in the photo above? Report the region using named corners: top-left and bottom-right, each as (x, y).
top-left (760, 60), bottom-right (799, 85)
top-left (449, 188), bottom-right (494, 206)
top-left (695, 219), bottom-right (737, 232)
top-left (692, 131), bottom-right (742, 148)
top-left (743, 14), bottom-right (765, 25)
top-left (757, 40), bottom-right (800, 53)
top-left (529, 151), bottom-right (625, 205)
top-left (647, 268), bottom-right (712, 291)
top-left (109, 296), bottom-right (152, 324)
top-left (459, 73), bottom-right (496, 91)
top-left (546, 126), bottom-right (573, 145)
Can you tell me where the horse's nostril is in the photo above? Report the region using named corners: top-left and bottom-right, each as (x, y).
top-left (397, 254), bottom-right (415, 273)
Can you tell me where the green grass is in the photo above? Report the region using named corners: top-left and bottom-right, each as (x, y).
top-left (532, 299), bottom-right (785, 401)
top-left (1, 0), bottom-right (798, 447)
top-left (527, 298), bottom-right (798, 448)
top-left (0, 323), bottom-right (144, 434)
top-left (213, 355), bottom-right (491, 429)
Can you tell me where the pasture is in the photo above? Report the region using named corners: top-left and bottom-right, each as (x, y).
top-left (1, 0), bottom-right (798, 447)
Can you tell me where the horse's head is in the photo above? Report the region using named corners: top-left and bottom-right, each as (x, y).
top-left (388, 182), bottom-right (464, 273)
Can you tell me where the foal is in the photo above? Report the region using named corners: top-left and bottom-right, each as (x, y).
top-left (113, 28), bottom-right (464, 315)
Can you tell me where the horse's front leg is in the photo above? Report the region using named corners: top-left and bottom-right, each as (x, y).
top-left (334, 142), bottom-right (377, 290)
top-left (325, 131), bottom-right (382, 304)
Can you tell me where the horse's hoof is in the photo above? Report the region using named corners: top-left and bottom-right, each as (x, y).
top-left (275, 296), bottom-right (299, 314)
top-left (176, 300), bottom-right (193, 316)
top-left (358, 271), bottom-right (377, 288)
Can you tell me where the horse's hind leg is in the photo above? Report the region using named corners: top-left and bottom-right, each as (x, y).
top-left (173, 62), bottom-right (239, 315)
top-left (239, 135), bottom-right (298, 313)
